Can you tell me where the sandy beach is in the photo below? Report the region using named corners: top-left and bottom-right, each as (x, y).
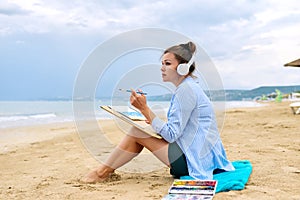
top-left (0, 101), bottom-right (299, 200)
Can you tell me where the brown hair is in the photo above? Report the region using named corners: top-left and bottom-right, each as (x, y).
top-left (163, 41), bottom-right (196, 75)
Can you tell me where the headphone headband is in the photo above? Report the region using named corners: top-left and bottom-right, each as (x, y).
top-left (187, 52), bottom-right (195, 67)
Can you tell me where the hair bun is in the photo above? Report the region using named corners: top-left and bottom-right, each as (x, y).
top-left (180, 42), bottom-right (196, 54)
top-left (187, 41), bottom-right (196, 54)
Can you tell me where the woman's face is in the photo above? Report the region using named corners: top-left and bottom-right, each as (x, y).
top-left (161, 52), bottom-right (180, 82)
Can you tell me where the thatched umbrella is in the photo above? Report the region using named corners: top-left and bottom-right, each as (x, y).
top-left (284, 58), bottom-right (300, 115)
top-left (284, 58), bottom-right (300, 67)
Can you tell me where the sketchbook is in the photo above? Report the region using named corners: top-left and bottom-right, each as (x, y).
top-left (100, 105), bottom-right (162, 139)
top-left (162, 180), bottom-right (217, 200)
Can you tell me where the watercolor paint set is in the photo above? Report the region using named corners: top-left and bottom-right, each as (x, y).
top-left (162, 180), bottom-right (217, 200)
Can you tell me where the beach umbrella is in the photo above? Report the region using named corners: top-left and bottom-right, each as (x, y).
top-left (284, 58), bottom-right (300, 67)
top-left (284, 58), bottom-right (300, 115)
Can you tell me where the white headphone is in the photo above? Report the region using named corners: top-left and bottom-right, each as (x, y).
top-left (177, 52), bottom-right (196, 76)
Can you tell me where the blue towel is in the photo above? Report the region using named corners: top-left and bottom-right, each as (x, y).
top-left (180, 160), bottom-right (252, 193)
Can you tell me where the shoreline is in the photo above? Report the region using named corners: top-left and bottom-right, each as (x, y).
top-left (0, 101), bottom-right (299, 199)
top-left (0, 101), bottom-right (265, 153)
top-left (0, 100), bottom-right (266, 130)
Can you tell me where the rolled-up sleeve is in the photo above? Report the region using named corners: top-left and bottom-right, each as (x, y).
top-left (151, 116), bottom-right (165, 133)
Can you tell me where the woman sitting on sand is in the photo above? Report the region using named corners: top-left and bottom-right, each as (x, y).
top-left (82, 41), bottom-right (235, 183)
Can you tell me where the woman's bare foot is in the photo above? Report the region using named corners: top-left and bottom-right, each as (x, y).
top-left (81, 166), bottom-right (114, 184)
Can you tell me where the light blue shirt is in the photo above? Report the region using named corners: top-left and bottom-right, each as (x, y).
top-left (152, 76), bottom-right (235, 180)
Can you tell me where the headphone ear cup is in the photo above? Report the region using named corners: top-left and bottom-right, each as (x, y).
top-left (177, 64), bottom-right (189, 75)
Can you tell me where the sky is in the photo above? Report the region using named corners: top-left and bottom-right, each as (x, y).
top-left (0, 0), bottom-right (299, 100)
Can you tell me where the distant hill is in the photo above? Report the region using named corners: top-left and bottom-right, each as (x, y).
top-left (237, 85), bottom-right (300, 101)
top-left (249, 85), bottom-right (300, 95)
top-left (28, 85), bottom-right (299, 101)
top-left (146, 85), bottom-right (300, 101)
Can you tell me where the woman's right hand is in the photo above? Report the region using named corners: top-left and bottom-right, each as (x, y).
top-left (130, 89), bottom-right (147, 112)
top-left (130, 89), bottom-right (156, 124)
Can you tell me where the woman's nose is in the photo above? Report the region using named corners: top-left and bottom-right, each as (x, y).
top-left (161, 65), bottom-right (166, 71)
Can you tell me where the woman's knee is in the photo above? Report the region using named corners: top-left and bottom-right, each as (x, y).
top-left (128, 126), bottom-right (150, 139)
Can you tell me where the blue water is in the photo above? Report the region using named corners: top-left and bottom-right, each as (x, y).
top-left (0, 100), bottom-right (264, 129)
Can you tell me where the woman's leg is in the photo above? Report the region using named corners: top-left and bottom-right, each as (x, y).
top-left (81, 127), bottom-right (169, 183)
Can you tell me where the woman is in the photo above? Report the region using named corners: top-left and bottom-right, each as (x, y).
top-left (82, 41), bottom-right (234, 183)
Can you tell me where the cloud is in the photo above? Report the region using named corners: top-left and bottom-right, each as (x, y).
top-left (0, 1), bottom-right (152, 36)
top-left (1, 0), bottom-right (300, 100)
top-left (0, 1), bottom-right (267, 36)
top-left (209, 0), bottom-right (300, 89)
top-left (0, 1), bottom-right (30, 16)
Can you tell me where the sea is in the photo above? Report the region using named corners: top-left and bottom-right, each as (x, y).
top-left (0, 100), bottom-right (264, 129)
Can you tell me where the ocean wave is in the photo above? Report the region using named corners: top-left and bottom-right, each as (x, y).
top-left (0, 113), bottom-right (57, 122)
